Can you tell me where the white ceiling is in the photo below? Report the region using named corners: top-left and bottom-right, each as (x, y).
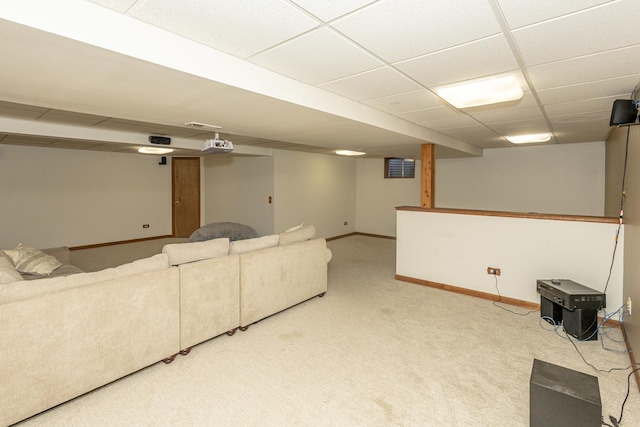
top-left (0, 0), bottom-right (638, 158)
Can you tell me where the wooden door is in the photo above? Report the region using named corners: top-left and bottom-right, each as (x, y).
top-left (172, 157), bottom-right (200, 237)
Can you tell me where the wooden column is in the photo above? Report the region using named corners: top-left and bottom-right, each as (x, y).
top-left (421, 143), bottom-right (436, 208)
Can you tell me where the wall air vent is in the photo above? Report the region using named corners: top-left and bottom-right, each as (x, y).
top-left (184, 121), bottom-right (222, 130)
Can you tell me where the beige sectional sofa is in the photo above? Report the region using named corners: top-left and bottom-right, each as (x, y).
top-left (0, 225), bottom-right (331, 427)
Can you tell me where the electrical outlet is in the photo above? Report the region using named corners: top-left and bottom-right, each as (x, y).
top-left (143, 224), bottom-right (150, 229)
top-left (627, 297), bottom-right (632, 316)
top-left (487, 267), bottom-right (501, 276)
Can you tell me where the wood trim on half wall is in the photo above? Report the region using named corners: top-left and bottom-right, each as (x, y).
top-left (69, 235), bottom-right (173, 251)
top-left (395, 274), bottom-right (541, 310)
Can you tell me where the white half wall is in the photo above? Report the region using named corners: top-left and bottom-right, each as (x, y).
top-left (396, 210), bottom-right (624, 312)
top-left (203, 154), bottom-right (275, 237)
top-left (436, 142), bottom-right (606, 216)
top-left (273, 150), bottom-right (356, 238)
top-left (0, 144), bottom-right (171, 248)
top-left (356, 157), bottom-right (421, 237)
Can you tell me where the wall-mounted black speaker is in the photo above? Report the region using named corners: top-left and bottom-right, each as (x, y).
top-left (609, 99), bottom-right (638, 126)
top-left (149, 135), bottom-right (171, 145)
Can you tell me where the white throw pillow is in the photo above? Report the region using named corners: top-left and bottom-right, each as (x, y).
top-left (285, 223), bottom-right (304, 232)
top-left (0, 257), bottom-right (23, 284)
top-left (3, 244), bottom-right (62, 276)
top-left (162, 238), bottom-right (230, 266)
top-left (229, 235), bottom-right (280, 254)
top-left (279, 225), bottom-right (316, 246)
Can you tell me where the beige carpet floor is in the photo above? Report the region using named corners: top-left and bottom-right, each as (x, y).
top-left (16, 235), bottom-right (640, 426)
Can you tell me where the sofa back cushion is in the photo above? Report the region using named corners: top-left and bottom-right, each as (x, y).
top-left (279, 225), bottom-right (316, 246)
top-left (0, 257), bottom-right (22, 284)
top-left (162, 238), bottom-right (230, 266)
top-left (229, 235), bottom-right (280, 255)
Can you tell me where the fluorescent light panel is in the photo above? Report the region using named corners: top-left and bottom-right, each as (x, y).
top-left (138, 147), bottom-right (174, 154)
top-left (436, 75), bottom-right (523, 108)
top-left (506, 133), bottom-right (551, 144)
top-left (336, 150), bottom-right (366, 156)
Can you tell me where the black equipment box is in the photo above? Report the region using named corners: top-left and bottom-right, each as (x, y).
top-left (536, 279), bottom-right (605, 311)
top-left (530, 359), bottom-right (601, 427)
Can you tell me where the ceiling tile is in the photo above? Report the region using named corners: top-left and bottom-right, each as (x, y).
top-left (362, 89), bottom-right (442, 114)
top-left (470, 106), bottom-right (545, 124)
top-left (537, 74), bottom-right (640, 105)
top-left (333, 0), bottom-right (500, 63)
top-left (250, 27), bottom-right (383, 85)
top-left (396, 35), bottom-right (520, 87)
top-left (552, 114), bottom-right (612, 143)
top-left (527, 45), bottom-right (640, 90)
top-left (290, 0), bottom-right (377, 22)
top-left (461, 91), bottom-right (539, 115)
top-left (318, 67), bottom-right (421, 101)
top-left (88, 0), bottom-right (137, 13)
top-left (496, 0), bottom-right (612, 29)
top-left (555, 130), bottom-right (612, 144)
top-left (513, 0), bottom-right (640, 66)
top-left (485, 118), bottom-right (551, 136)
top-left (550, 110), bottom-right (610, 126)
top-left (398, 105), bottom-right (464, 125)
top-left (410, 114), bottom-right (480, 130)
top-left (128, 0), bottom-right (319, 58)
top-left (438, 124), bottom-right (504, 145)
top-left (544, 96), bottom-right (621, 117)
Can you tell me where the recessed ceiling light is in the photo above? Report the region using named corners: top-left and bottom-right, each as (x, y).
top-left (138, 147), bottom-right (174, 155)
top-left (436, 75), bottom-right (523, 108)
top-left (506, 133), bottom-right (552, 144)
top-left (184, 121), bottom-right (222, 129)
top-left (336, 150), bottom-right (366, 156)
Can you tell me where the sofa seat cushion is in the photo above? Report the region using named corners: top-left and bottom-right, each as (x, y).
top-left (162, 238), bottom-right (230, 266)
top-left (0, 253), bottom-right (169, 304)
top-left (3, 244), bottom-right (62, 276)
top-left (229, 235), bottom-right (279, 255)
top-left (20, 264), bottom-right (84, 281)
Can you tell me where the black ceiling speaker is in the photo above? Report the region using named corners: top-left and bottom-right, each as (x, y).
top-left (149, 135), bottom-right (171, 145)
top-left (609, 99), bottom-right (638, 126)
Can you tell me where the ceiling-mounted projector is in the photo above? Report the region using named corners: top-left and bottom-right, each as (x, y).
top-left (201, 133), bottom-right (234, 153)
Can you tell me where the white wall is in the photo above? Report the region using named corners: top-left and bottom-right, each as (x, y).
top-left (273, 149), bottom-right (356, 238)
top-left (203, 154), bottom-right (275, 236)
top-left (396, 210), bottom-right (624, 311)
top-left (606, 125), bottom-right (640, 360)
top-left (0, 144), bottom-right (171, 248)
top-left (356, 158), bottom-right (421, 236)
top-left (436, 142), bottom-right (606, 216)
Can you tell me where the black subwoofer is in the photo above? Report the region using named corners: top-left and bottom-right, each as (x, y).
top-left (530, 359), bottom-right (601, 427)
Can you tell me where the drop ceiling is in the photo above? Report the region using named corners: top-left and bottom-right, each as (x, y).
top-left (0, 0), bottom-right (638, 159)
